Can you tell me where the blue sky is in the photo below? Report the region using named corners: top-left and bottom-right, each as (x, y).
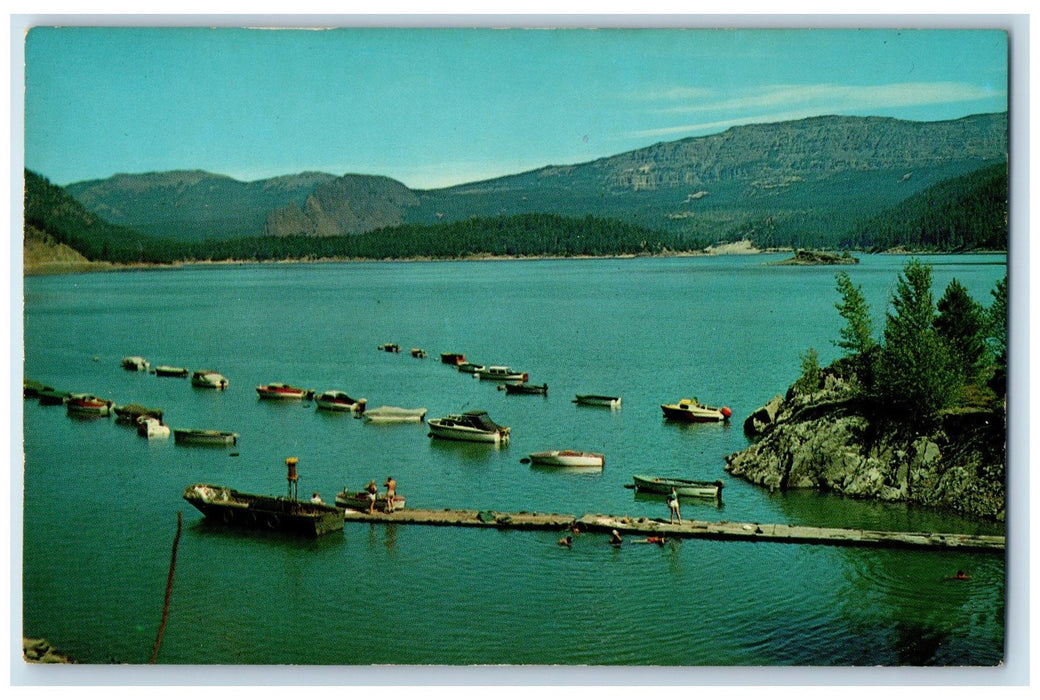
top-left (22, 25), bottom-right (1008, 189)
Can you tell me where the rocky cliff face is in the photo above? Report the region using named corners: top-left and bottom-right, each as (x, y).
top-left (726, 374), bottom-right (1006, 521)
top-left (264, 174), bottom-right (419, 236)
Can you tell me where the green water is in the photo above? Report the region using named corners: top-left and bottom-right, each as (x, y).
top-left (20, 254), bottom-right (1007, 668)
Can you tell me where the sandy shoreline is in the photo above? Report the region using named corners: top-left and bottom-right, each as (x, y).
top-left (21, 244), bottom-right (772, 277)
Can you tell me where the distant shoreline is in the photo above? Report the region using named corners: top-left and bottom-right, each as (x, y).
top-left (21, 244), bottom-right (1007, 277)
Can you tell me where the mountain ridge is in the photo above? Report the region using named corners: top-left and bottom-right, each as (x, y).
top-left (58, 112), bottom-right (1007, 247)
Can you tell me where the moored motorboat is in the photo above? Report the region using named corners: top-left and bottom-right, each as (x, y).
top-left (191, 370), bottom-right (229, 389)
top-left (502, 382), bottom-right (548, 395)
top-left (183, 483), bottom-right (344, 537)
top-left (476, 365), bottom-right (528, 382)
top-left (113, 403), bottom-right (164, 424)
top-left (528, 450), bottom-right (605, 468)
top-left (314, 390), bottom-right (367, 413)
top-left (256, 383), bottom-right (315, 400)
top-left (378, 343), bottom-right (401, 353)
top-left (362, 406), bottom-right (428, 423)
top-left (410, 348), bottom-right (427, 358)
top-left (137, 416), bottom-right (171, 439)
top-left (66, 393), bottom-right (114, 416)
top-left (660, 398), bottom-right (732, 423)
top-left (173, 428), bottom-right (239, 446)
top-left (428, 410), bottom-right (510, 444)
top-left (154, 365), bottom-right (190, 378)
top-left (574, 394), bottom-right (622, 409)
top-left (440, 352), bottom-right (466, 365)
top-left (631, 474), bottom-right (724, 500)
top-left (121, 356), bottom-right (151, 372)
top-left (335, 489), bottom-right (405, 513)
top-left (457, 362), bottom-right (486, 374)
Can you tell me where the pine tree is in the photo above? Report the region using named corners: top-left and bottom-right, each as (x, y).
top-left (876, 259), bottom-right (959, 420)
top-left (794, 347), bottom-right (822, 400)
top-left (934, 278), bottom-right (990, 386)
top-left (833, 271), bottom-right (878, 387)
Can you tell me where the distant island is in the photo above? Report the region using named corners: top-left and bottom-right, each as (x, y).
top-left (772, 250), bottom-right (860, 265)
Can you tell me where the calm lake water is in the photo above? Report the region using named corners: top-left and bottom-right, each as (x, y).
top-left (20, 254), bottom-right (1008, 670)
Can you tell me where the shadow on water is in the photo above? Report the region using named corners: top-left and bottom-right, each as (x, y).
top-left (894, 621), bottom-right (950, 665)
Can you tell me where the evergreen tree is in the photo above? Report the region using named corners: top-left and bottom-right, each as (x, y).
top-left (794, 347), bottom-right (822, 400)
top-left (987, 274), bottom-right (1008, 394)
top-left (934, 278), bottom-right (990, 385)
top-left (875, 259), bottom-right (959, 420)
top-left (833, 271), bottom-right (877, 387)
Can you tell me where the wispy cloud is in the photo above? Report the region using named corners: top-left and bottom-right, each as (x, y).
top-left (654, 82), bottom-right (1004, 115)
top-left (628, 81), bottom-right (1007, 139)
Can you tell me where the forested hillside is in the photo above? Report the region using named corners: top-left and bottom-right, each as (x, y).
top-left (24, 170), bottom-right (175, 264)
top-left (176, 213), bottom-right (705, 262)
top-left (842, 163), bottom-right (1008, 251)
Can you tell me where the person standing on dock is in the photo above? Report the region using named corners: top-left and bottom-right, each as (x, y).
top-left (365, 479), bottom-right (378, 514)
top-left (384, 476), bottom-right (397, 512)
top-left (667, 489), bottom-right (682, 524)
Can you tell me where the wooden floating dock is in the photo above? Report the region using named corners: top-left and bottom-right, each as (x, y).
top-left (342, 508), bottom-right (1005, 552)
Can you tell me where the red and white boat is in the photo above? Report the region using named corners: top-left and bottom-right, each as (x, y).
top-left (256, 383), bottom-right (315, 400)
top-left (66, 393), bottom-right (114, 416)
top-left (660, 398), bottom-right (732, 423)
top-left (528, 450), bottom-right (605, 469)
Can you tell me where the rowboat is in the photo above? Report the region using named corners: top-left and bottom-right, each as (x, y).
top-left (23, 379), bottom-right (53, 399)
top-left (428, 410), bottom-right (510, 444)
top-left (66, 394), bottom-right (114, 416)
top-left (173, 428), bottom-right (239, 446)
top-left (256, 383), bottom-right (315, 400)
top-left (631, 474), bottom-right (724, 500)
top-left (476, 366), bottom-right (528, 382)
top-left (502, 382), bottom-right (548, 395)
top-left (335, 489), bottom-right (406, 513)
top-left (314, 391), bottom-right (367, 413)
top-left (574, 394), bottom-right (622, 409)
top-left (440, 352), bottom-right (466, 365)
top-left (113, 403), bottom-right (163, 424)
top-left (660, 398), bottom-right (732, 423)
top-left (183, 483), bottom-right (344, 537)
top-left (528, 450), bottom-right (604, 468)
top-left (137, 417), bottom-right (171, 439)
top-left (154, 365), bottom-right (189, 378)
top-left (121, 356), bottom-right (150, 372)
top-left (362, 406), bottom-right (428, 423)
top-left (37, 389), bottom-right (70, 406)
top-left (457, 362), bottom-right (486, 374)
top-left (191, 370), bottom-right (228, 389)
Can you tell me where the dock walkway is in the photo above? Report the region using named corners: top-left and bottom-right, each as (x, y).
top-left (342, 508), bottom-right (1004, 552)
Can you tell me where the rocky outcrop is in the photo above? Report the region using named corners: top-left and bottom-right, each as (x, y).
top-left (23, 637), bottom-right (74, 663)
top-left (772, 249), bottom-right (859, 265)
top-left (726, 375), bottom-right (1006, 521)
top-left (265, 174), bottom-right (420, 236)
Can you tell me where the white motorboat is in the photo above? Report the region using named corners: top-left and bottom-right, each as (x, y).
top-left (428, 410), bottom-right (510, 444)
top-left (191, 370), bottom-right (229, 389)
top-left (315, 391), bottom-right (367, 413)
top-left (528, 450), bottom-right (605, 469)
top-left (476, 366), bottom-right (528, 382)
